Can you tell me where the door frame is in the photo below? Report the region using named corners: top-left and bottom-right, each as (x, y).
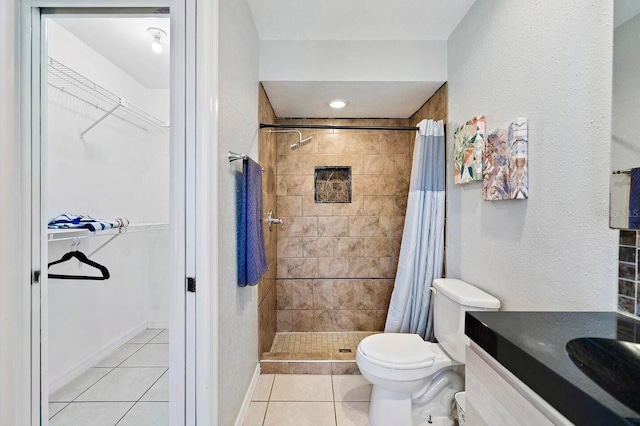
top-left (16, 0), bottom-right (218, 424)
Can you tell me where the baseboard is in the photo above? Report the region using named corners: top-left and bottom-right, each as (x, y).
top-left (234, 363), bottom-right (261, 426)
top-left (147, 320), bottom-right (170, 329)
top-left (49, 322), bottom-right (147, 394)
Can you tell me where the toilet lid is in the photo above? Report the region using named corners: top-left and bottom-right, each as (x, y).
top-left (358, 333), bottom-right (435, 370)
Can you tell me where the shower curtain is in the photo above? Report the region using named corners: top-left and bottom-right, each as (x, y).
top-left (385, 119), bottom-right (445, 341)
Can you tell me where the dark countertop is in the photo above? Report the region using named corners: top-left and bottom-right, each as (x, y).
top-left (465, 311), bottom-right (640, 425)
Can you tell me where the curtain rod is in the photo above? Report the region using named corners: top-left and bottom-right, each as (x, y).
top-left (260, 123), bottom-right (419, 131)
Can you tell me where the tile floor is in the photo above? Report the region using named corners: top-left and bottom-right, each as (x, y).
top-left (244, 374), bottom-right (372, 426)
top-left (49, 328), bottom-right (169, 426)
top-left (270, 332), bottom-right (378, 355)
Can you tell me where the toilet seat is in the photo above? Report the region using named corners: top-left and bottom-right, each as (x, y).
top-left (358, 333), bottom-right (435, 370)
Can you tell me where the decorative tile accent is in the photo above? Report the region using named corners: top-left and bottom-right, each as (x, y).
top-left (617, 230), bottom-right (640, 318)
top-left (315, 166), bottom-right (352, 203)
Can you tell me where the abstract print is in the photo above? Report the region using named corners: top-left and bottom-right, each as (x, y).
top-left (453, 116), bottom-right (485, 185)
top-left (483, 118), bottom-right (528, 201)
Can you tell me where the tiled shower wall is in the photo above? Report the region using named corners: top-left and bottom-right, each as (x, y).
top-left (618, 230), bottom-right (640, 318)
top-left (275, 118), bottom-right (414, 332)
top-left (258, 85), bottom-right (278, 355)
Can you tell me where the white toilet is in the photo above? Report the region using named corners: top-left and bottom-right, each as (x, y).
top-left (356, 278), bottom-right (500, 426)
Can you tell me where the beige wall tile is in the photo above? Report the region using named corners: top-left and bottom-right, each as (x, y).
top-left (313, 310), bottom-right (334, 331)
top-left (364, 237), bottom-right (394, 257)
top-left (289, 363), bottom-right (332, 375)
top-left (277, 155), bottom-right (306, 175)
top-left (292, 280), bottom-right (314, 309)
top-left (352, 174), bottom-right (380, 196)
top-left (348, 216), bottom-right (380, 237)
top-left (363, 196), bottom-right (398, 216)
top-left (260, 362), bottom-right (290, 374)
top-left (354, 310), bottom-right (377, 331)
top-left (379, 216), bottom-right (405, 238)
top-left (348, 134), bottom-right (380, 154)
top-left (277, 175), bottom-right (314, 196)
top-left (331, 311), bottom-right (355, 331)
top-left (380, 132), bottom-right (411, 154)
top-left (313, 280), bottom-right (334, 310)
top-left (277, 236), bottom-right (303, 258)
top-left (316, 133), bottom-right (349, 154)
top-left (334, 237), bottom-right (364, 258)
top-left (332, 363), bottom-right (360, 375)
top-left (363, 155), bottom-right (396, 175)
top-left (302, 237), bottom-right (335, 258)
top-left (333, 195), bottom-right (364, 216)
top-left (318, 257), bottom-right (350, 278)
top-left (334, 280), bottom-right (355, 309)
top-left (375, 280), bottom-right (394, 310)
top-left (292, 310), bottom-right (315, 331)
top-left (379, 175), bottom-right (409, 196)
top-left (302, 196), bottom-right (333, 216)
top-left (278, 217), bottom-right (317, 237)
top-left (318, 216), bottom-right (349, 237)
top-left (393, 154), bottom-right (412, 176)
top-left (277, 196), bottom-right (303, 217)
top-left (277, 280), bottom-right (293, 310)
top-left (349, 258), bottom-right (381, 278)
top-left (286, 258), bottom-right (319, 278)
top-left (276, 310), bottom-right (292, 332)
top-left (353, 280), bottom-right (377, 310)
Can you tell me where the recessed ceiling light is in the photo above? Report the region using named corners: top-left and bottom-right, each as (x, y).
top-left (147, 27), bottom-right (167, 54)
top-left (328, 99), bottom-right (348, 109)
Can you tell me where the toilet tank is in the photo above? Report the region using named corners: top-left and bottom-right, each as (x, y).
top-left (432, 278), bottom-right (500, 363)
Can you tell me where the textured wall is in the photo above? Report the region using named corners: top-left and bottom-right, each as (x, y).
top-left (446, 0), bottom-right (617, 310)
top-left (217, 0), bottom-right (260, 424)
top-left (258, 85), bottom-right (278, 355)
top-left (275, 119), bottom-right (411, 332)
top-left (411, 83), bottom-right (448, 124)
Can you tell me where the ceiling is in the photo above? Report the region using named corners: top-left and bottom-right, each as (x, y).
top-left (252, 0), bottom-right (474, 118)
top-left (262, 81), bottom-right (443, 118)
top-left (53, 17), bottom-right (170, 90)
top-left (247, 0), bottom-right (476, 40)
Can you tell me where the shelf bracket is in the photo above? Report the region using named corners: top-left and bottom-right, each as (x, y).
top-left (80, 99), bottom-right (127, 139)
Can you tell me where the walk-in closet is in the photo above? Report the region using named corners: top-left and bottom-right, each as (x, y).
top-left (44, 15), bottom-right (171, 425)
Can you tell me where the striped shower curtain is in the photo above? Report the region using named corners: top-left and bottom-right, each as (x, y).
top-left (384, 119), bottom-right (445, 341)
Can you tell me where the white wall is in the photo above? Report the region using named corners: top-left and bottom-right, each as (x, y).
top-left (46, 20), bottom-right (170, 390)
top-left (0, 0), bottom-right (28, 424)
top-left (611, 13), bottom-right (640, 228)
top-left (446, 0), bottom-right (617, 310)
top-left (260, 40), bottom-right (447, 82)
top-left (217, 0), bottom-right (260, 424)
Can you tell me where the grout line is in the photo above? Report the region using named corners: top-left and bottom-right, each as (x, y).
top-left (47, 401), bottom-right (71, 421)
top-left (114, 367), bottom-right (169, 425)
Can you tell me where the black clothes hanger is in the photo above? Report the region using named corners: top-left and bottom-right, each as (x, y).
top-left (48, 251), bottom-right (110, 280)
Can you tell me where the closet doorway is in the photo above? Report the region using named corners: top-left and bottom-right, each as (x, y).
top-left (30, 6), bottom-right (197, 425)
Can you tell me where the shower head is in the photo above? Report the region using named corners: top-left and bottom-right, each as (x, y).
top-left (265, 129), bottom-right (314, 151)
top-left (290, 136), bottom-right (313, 151)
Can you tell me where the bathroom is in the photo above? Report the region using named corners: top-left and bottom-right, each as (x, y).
top-left (0, 0), bottom-right (638, 426)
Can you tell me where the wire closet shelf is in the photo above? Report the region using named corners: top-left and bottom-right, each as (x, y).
top-left (47, 57), bottom-right (169, 138)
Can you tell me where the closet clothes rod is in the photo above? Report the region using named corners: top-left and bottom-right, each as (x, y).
top-left (259, 123), bottom-right (420, 131)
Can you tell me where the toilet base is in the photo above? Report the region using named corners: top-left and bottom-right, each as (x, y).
top-left (369, 385), bottom-right (413, 426)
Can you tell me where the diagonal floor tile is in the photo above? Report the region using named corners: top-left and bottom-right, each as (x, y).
top-left (140, 370), bottom-right (169, 402)
top-left (117, 401), bottom-right (168, 426)
top-left (76, 368), bottom-right (165, 402)
top-left (128, 329), bottom-right (163, 344)
top-left (48, 403), bottom-right (68, 419)
top-left (49, 402), bottom-right (133, 426)
top-left (120, 344), bottom-right (168, 367)
top-left (50, 368), bottom-right (113, 402)
top-left (94, 344), bottom-right (144, 368)
top-left (148, 330), bottom-right (169, 344)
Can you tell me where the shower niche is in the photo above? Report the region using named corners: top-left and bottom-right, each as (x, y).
top-left (314, 166), bottom-right (352, 203)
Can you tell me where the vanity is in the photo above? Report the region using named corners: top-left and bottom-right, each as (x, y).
top-left (464, 311), bottom-right (640, 425)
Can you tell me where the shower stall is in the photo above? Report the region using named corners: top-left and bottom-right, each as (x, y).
top-left (256, 83), bottom-right (448, 373)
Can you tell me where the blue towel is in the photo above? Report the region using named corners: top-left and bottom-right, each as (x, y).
top-left (630, 168), bottom-right (640, 229)
top-left (48, 214), bottom-right (129, 232)
top-left (236, 159), bottom-right (268, 286)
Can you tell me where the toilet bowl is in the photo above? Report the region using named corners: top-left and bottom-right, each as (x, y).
top-left (356, 278), bottom-right (500, 426)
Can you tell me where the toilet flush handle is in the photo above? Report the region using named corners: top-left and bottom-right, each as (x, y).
top-left (429, 286), bottom-right (437, 294)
